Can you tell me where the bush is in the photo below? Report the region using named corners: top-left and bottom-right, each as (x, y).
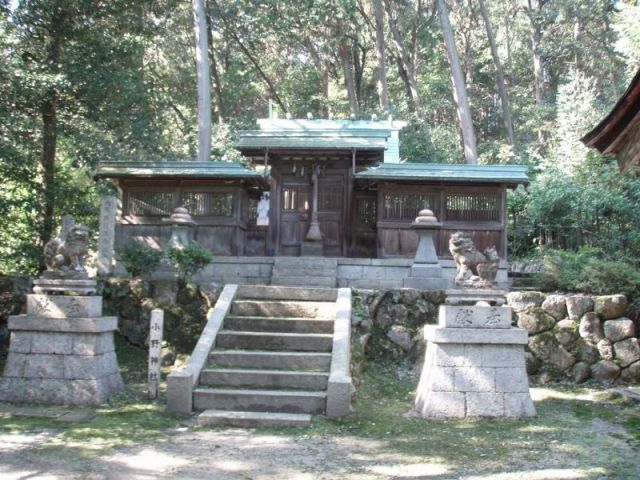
top-left (537, 247), bottom-right (640, 295)
top-left (167, 242), bottom-right (213, 281)
top-left (119, 240), bottom-right (163, 277)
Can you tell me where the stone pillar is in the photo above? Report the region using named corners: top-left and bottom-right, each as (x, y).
top-left (403, 209), bottom-right (448, 290)
top-left (414, 293), bottom-right (535, 418)
top-left (0, 281), bottom-right (124, 405)
top-left (97, 195), bottom-right (117, 276)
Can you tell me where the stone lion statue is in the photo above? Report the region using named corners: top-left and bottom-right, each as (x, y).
top-left (449, 231), bottom-right (499, 288)
top-left (44, 221), bottom-right (90, 273)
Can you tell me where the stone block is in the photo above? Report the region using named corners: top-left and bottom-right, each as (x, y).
top-left (554, 319), bottom-right (579, 346)
top-left (439, 305), bottom-right (511, 329)
top-left (566, 296), bottom-right (594, 321)
top-left (466, 392), bottom-right (505, 417)
top-left (72, 333), bottom-right (115, 355)
top-left (167, 369), bottom-right (194, 414)
top-left (603, 318), bottom-right (635, 343)
top-left (432, 344), bottom-right (466, 367)
top-left (409, 264), bottom-right (443, 277)
top-left (613, 337), bottom-right (640, 368)
top-left (594, 295), bottom-right (628, 320)
top-left (27, 294), bottom-right (102, 318)
top-left (495, 367), bottom-right (530, 393)
top-left (597, 338), bottom-right (614, 360)
top-left (620, 361), bottom-right (640, 383)
top-left (29, 332), bottom-right (73, 355)
top-left (572, 362), bottom-right (591, 383)
top-left (463, 345), bottom-right (484, 366)
top-left (24, 354), bottom-right (65, 379)
top-left (579, 313), bottom-right (604, 343)
top-left (425, 326), bottom-right (528, 345)
top-left (415, 391), bottom-right (466, 418)
top-left (454, 366), bottom-right (495, 392)
top-left (403, 277), bottom-right (450, 290)
top-left (541, 295), bottom-right (567, 321)
top-left (9, 331), bottom-right (32, 353)
top-left (425, 366), bottom-right (455, 392)
top-left (516, 308), bottom-right (556, 335)
top-left (504, 393), bottom-right (536, 417)
top-left (9, 316), bottom-right (118, 333)
top-left (3, 352), bottom-right (28, 377)
top-left (337, 265), bottom-right (363, 280)
top-left (506, 291), bottom-right (545, 312)
top-left (591, 360), bottom-right (620, 382)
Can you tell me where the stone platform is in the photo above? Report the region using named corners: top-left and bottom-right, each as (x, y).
top-left (415, 302), bottom-right (535, 418)
top-left (0, 285), bottom-right (123, 405)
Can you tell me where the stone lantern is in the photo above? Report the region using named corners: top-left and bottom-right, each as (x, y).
top-left (403, 209), bottom-right (446, 289)
top-left (164, 207), bottom-right (197, 250)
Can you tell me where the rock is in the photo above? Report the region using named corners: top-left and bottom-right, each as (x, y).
top-left (525, 351), bottom-right (541, 375)
top-left (597, 338), bottom-right (614, 360)
top-left (620, 361), bottom-right (640, 383)
top-left (516, 308), bottom-right (556, 335)
top-left (399, 288), bottom-right (421, 306)
top-left (409, 299), bottom-right (437, 327)
top-left (386, 325), bottom-right (414, 351)
top-left (151, 280), bottom-right (178, 305)
top-left (198, 282), bottom-right (221, 309)
top-left (422, 291), bottom-right (446, 304)
top-left (541, 295), bottom-right (567, 321)
top-left (375, 303), bottom-right (408, 330)
top-left (367, 291), bottom-right (388, 318)
top-left (566, 295), bottom-right (594, 321)
top-left (590, 360), bottom-right (620, 382)
top-left (528, 332), bottom-right (576, 370)
top-left (574, 339), bottom-right (600, 364)
top-left (613, 338), bottom-right (640, 368)
top-left (578, 312), bottom-right (604, 344)
top-left (554, 319), bottom-right (579, 346)
top-left (603, 318), bottom-right (635, 343)
top-left (160, 346), bottom-right (176, 367)
top-left (506, 291), bottom-right (546, 312)
top-left (594, 295), bottom-right (628, 320)
top-left (572, 362), bottom-right (591, 383)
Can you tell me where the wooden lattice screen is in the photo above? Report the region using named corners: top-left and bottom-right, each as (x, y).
top-left (125, 191), bottom-right (174, 216)
top-left (180, 191), bottom-right (233, 217)
top-left (383, 194), bottom-right (437, 220)
top-left (355, 196), bottom-right (377, 226)
top-left (445, 193), bottom-right (500, 222)
top-left (283, 186), bottom-right (310, 212)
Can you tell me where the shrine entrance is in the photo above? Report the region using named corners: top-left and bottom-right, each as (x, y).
top-left (273, 160), bottom-right (349, 257)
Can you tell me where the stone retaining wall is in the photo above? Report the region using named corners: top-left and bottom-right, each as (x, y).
top-left (0, 276), bottom-right (31, 362)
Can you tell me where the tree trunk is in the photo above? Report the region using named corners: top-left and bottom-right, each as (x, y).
top-left (40, 93), bottom-right (57, 249)
top-left (384, 0), bottom-right (434, 150)
top-left (527, 0), bottom-right (544, 107)
top-left (193, 0), bottom-right (211, 161)
top-left (373, 0), bottom-right (388, 111)
top-left (205, 11), bottom-right (224, 124)
top-left (339, 39), bottom-right (359, 116)
top-left (477, 0), bottom-right (514, 145)
top-left (436, 0), bottom-right (478, 164)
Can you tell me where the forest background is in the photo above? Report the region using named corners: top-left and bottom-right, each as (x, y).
top-left (2, 0), bottom-right (640, 293)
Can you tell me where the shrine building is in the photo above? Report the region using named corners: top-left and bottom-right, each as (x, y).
top-left (94, 117), bottom-right (528, 288)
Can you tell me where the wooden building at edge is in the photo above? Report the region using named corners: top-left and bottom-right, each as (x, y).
top-left (582, 68), bottom-right (640, 173)
top-left (94, 118), bottom-right (528, 261)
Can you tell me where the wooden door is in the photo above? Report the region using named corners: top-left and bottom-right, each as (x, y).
top-left (317, 172), bottom-right (345, 256)
top-left (279, 178), bottom-right (311, 256)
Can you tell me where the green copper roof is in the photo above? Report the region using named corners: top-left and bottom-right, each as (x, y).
top-left (356, 163), bottom-right (529, 184)
top-left (94, 161), bottom-right (263, 179)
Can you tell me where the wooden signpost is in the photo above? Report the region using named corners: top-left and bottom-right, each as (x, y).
top-left (148, 308), bottom-right (164, 399)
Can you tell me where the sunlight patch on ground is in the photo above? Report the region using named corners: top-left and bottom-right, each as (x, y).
top-left (106, 448), bottom-right (189, 473)
top-left (0, 470), bottom-right (58, 480)
top-left (461, 467), bottom-right (607, 480)
top-left (530, 387), bottom-right (599, 402)
top-left (0, 432), bottom-right (54, 452)
top-left (367, 462), bottom-right (449, 477)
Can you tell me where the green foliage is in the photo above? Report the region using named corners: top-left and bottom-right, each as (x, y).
top-left (537, 247), bottom-right (640, 295)
top-left (119, 241), bottom-right (163, 278)
top-left (166, 242), bottom-right (213, 281)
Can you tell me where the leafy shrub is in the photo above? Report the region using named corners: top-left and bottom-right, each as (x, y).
top-left (166, 242), bottom-right (213, 281)
top-left (119, 240), bottom-right (163, 277)
top-left (537, 247), bottom-right (640, 295)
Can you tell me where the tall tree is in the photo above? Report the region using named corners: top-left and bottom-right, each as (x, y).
top-left (436, 0), bottom-right (478, 163)
top-left (193, 0), bottom-right (211, 161)
top-left (372, 0), bottom-right (388, 111)
top-left (477, 0), bottom-right (514, 145)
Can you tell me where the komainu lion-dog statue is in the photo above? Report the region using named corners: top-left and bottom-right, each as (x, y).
top-left (44, 222), bottom-right (90, 273)
top-left (449, 231), bottom-right (499, 288)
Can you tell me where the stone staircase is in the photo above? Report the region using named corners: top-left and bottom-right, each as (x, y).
top-left (194, 285), bottom-right (343, 428)
top-left (270, 257), bottom-right (338, 287)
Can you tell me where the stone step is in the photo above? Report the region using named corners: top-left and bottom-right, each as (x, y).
top-left (272, 265), bottom-right (337, 277)
top-left (230, 300), bottom-right (336, 318)
top-left (270, 276), bottom-right (337, 288)
top-left (273, 257), bottom-right (338, 269)
top-left (198, 409), bottom-right (312, 428)
top-left (216, 331), bottom-right (333, 352)
top-left (209, 350), bottom-right (332, 371)
top-left (224, 315), bottom-right (335, 334)
top-left (199, 368), bottom-right (329, 390)
top-left (193, 387), bottom-right (326, 414)
top-left (236, 285), bottom-right (337, 302)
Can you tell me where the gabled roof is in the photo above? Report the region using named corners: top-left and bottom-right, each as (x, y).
top-left (355, 163), bottom-right (529, 186)
top-left (581, 68), bottom-right (640, 171)
top-left (94, 161), bottom-right (266, 185)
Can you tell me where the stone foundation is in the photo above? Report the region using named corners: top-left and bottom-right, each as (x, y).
top-left (0, 287), bottom-right (123, 405)
top-left (415, 303), bottom-right (535, 418)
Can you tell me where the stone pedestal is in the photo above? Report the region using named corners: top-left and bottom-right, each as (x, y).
top-left (0, 282), bottom-right (123, 405)
top-left (403, 212), bottom-right (448, 290)
top-left (415, 301), bottom-right (535, 418)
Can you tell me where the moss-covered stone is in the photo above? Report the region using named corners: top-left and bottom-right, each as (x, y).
top-left (516, 307), bottom-right (556, 334)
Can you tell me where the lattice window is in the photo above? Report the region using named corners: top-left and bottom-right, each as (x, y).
top-left (126, 191), bottom-right (174, 216)
top-left (283, 186), bottom-right (309, 212)
top-left (355, 197), bottom-right (377, 226)
top-left (383, 194), bottom-right (436, 220)
top-left (180, 191), bottom-right (233, 217)
top-left (445, 194), bottom-right (500, 222)
top-left (318, 185), bottom-right (342, 211)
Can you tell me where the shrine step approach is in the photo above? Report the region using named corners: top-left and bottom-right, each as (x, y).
top-left (167, 284), bottom-right (353, 428)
